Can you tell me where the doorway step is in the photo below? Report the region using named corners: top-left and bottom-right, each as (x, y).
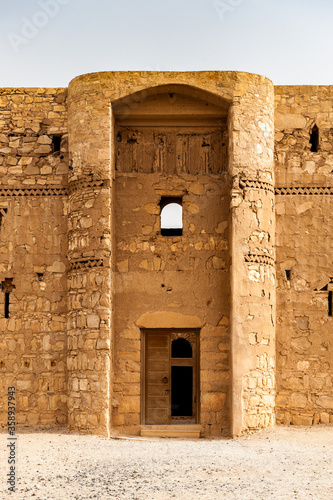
top-left (140, 425), bottom-right (201, 438)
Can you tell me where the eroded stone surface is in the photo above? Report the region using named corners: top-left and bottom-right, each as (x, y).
top-left (0, 72), bottom-right (332, 438)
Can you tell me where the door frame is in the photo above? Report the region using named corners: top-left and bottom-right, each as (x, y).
top-left (141, 328), bottom-right (200, 425)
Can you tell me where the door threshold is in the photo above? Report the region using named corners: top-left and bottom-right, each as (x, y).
top-left (140, 424), bottom-right (201, 438)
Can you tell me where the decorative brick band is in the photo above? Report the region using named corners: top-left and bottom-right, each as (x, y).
top-left (0, 187), bottom-right (68, 197)
top-left (275, 186), bottom-right (333, 195)
top-left (0, 208), bottom-right (8, 216)
top-left (239, 179), bottom-right (274, 193)
top-left (69, 258), bottom-right (105, 271)
top-left (245, 253), bottom-right (275, 267)
top-left (68, 178), bottom-right (107, 194)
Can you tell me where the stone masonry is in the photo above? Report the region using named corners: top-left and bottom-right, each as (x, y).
top-left (0, 72), bottom-right (332, 437)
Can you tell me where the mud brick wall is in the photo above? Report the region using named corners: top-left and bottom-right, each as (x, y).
top-left (0, 88), bottom-right (68, 427)
top-left (275, 86), bottom-right (333, 425)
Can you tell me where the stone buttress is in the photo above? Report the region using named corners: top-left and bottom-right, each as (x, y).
top-left (229, 77), bottom-right (276, 435)
top-left (65, 71), bottom-right (276, 437)
top-left (67, 79), bottom-right (112, 435)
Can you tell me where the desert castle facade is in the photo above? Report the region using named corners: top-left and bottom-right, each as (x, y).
top-left (0, 71), bottom-right (332, 437)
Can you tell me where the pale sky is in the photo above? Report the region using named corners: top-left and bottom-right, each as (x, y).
top-left (1, 0), bottom-right (333, 88)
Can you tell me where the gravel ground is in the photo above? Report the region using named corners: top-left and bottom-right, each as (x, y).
top-left (1, 426), bottom-right (333, 499)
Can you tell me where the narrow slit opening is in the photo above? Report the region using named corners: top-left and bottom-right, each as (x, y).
top-left (329, 291), bottom-right (332, 317)
top-left (310, 124), bottom-right (319, 152)
top-left (51, 134), bottom-right (62, 153)
top-left (5, 292), bottom-right (9, 319)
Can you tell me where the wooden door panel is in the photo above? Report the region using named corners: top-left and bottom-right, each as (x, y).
top-left (147, 409), bottom-right (170, 424)
top-left (148, 396), bottom-right (169, 407)
top-left (147, 360), bottom-right (168, 371)
top-left (145, 332), bottom-right (170, 424)
top-left (148, 385), bottom-right (168, 396)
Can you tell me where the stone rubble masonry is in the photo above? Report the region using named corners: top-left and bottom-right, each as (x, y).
top-left (0, 73), bottom-right (331, 437)
top-left (0, 87), bottom-right (67, 427)
top-left (275, 86), bottom-right (333, 427)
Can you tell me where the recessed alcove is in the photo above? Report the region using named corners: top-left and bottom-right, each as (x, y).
top-left (112, 84), bottom-right (230, 175)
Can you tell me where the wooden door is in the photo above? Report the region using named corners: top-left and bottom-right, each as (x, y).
top-left (145, 332), bottom-right (171, 424)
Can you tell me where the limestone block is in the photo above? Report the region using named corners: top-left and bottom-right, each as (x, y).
top-left (118, 397), bottom-right (140, 413)
top-left (47, 261), bottom-right (66, 273)
top-left (17, 380), bottom-right (31, 390)
top-left (245, 415), bottom-right (259, 428)
top-left (289, 393), bottom-right (307, 408)
top-left (112, 413), bottom-right (125, 426)
top-left (144, 203), bottom-right (159, 214)
top-left (96, 339), bottom-right (110, 350)
top-left (27, 414), bottom-right (40, 426)
top-left (275, 113), bottom-right (307, 131)
top-left (35, 145), bottom-right (52, 154)
top-left (290, 337), bottom-right (312, 352)
top-left (292, 415), bottom-right (313, 426)
top-left (87, 415), bottom-right (98, 426)
top-left (316, 396), bottom-right (333, 409)
top-left (37, 135), bottom-right (52, 145)
top-left (320, 412), bottom-right (330, 424)
top-left (87, 315), bottom-right (100, 329)
top-left (201, 392), bottom-right (226, 412)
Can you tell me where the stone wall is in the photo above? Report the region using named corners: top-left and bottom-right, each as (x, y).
top-left (275, 86), bottom-right (333, 425)
top-left (0, 72), bottom-right (309, 437)
top-left (0, 88), bottom-right (68, 427)
top-left (113, 171), bottom-right (230, 436)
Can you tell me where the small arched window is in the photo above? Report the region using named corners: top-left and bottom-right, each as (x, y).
top-left (310, 124), bottom-right (319, 152)
top-left (171, 338), bottom-right (192, 358)
top-left (160, 197), bottom-right (182, 236)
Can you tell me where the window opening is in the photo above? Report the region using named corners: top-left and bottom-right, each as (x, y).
top-left (160, 197), bottom-right (182, 236)
top-left (171, 338), bottom-right (192, 358)
top-left (51, 134), bottom-right (62, 153)
top-left (1, 278), bottom-right (15, 319)
top-left (285, 270), bottom-right (291, 280)
top-left (310, 124), bottom-right (319, 152)
top-left (329, 291), bottom-right (333, 317)
top-left (4, 293), bottom-right (9, 319)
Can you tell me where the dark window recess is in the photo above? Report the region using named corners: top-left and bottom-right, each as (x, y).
top-left (51, 134), bottom-right (62, 153)
top-left (310, 124), bottom-right (319, 152)
top-left (1, 278), bottom-right (15, 319)
top-left (329, 291), bottom-right (333, 317)
top-left (285, 270), bottom-right (291, 280)
top-left (160, 197), bottom-right (183, 236)
top-left (4, 293), bottom-right (9, 319)
top-left (171, 338), bottom-right (192, 358)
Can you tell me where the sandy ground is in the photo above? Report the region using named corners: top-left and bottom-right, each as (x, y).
top-left (1, 426), bottom-right (333, 499)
